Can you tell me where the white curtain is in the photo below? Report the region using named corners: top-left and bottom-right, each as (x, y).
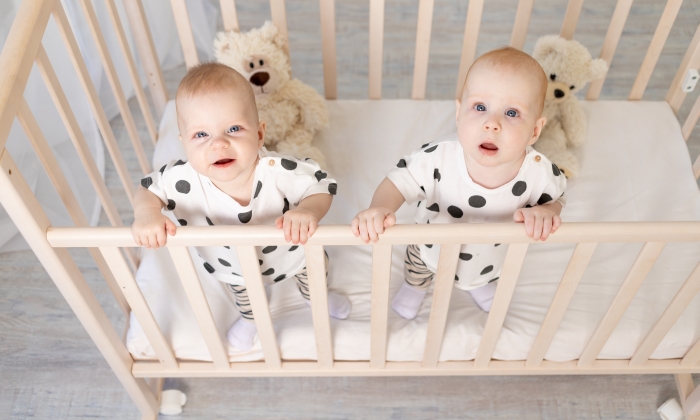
top-left (0, 0), bottom-right (219, 253)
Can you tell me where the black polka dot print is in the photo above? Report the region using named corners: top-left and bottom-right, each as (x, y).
top-left (273, 274), bottom-right (286, 282)
top-left (206, 217), bottom-right (214, 226)
top-left (232, 271), bottom-right (242, 277)
top-left (426, 203), bottom-right (440, 212)
top-left (281, 158), bottom-right (297, 170)
top-left (167, 199), bottom-right (176, 211)
top-left (254, 181), bottom-right (262, 199)
top-left (203, 262), bottom-right (215, 273)
top-left (397, 159), bottom-right (407, 168)
top-left (454, 275), bottom-right (459, 281)
top-left (480, 265), bottom-right (493, 275)
top-left (238, 210), bottom-right (252, 223)
top-left (537, 193), bottom-right (553, 205)
top-left (459, 253), bottom-right (472, 261)
top-left (468, 195), bottom-right (486, 208)
top-left (141, 177), bottom-right (152, 188)
top-left (159, 164), bottom-right (167, 175)
top-left (178, 219), bottom-right (187, 226)
top-left (259, 259), bottom-right (263, 265)
top-left (512, 181), bottom-right (527, 196)
top-left (494, 243), bottom-right (501, 247)
top-left (289, 246), bottom-right (299, 252)
top-left (175, 180), bottom-right (190, 194)
top-left (488, 277), bottom-right (499, 283)
top-left (315, 170), bottom-right (327, 181)
top-left (525, 204), bottom-right (533, 208)
top-left (434, 168), bottom-right (441, 182)
top-left (174, 159), bottom-right (186, 166)
top-left (218, 258), bottom-right (231, 267)
top-left (420, 186), bottom-right (425, 192)
top-left (283, 198), bottom-right (290, 214)
top-left (224, 246), bottom-right (230, 249)
top-left (328, 183), bottom-right (337, 195)
top-left (447, 205), bottom-right (463, 218)
top-left (421, 142), bottom-right (430, 148)
top-left (262, 268), bottom-right (275, 275)
top-left (417, 201), bottom-right (421, 208)
top-left (425, 244), bottom-right (433, 248)
top-left (552, 163), bottom-right (561, 176)
top-left (262, 246), bottom-right (277, 254)
top-left (424, 145), bottom-right (438, 153)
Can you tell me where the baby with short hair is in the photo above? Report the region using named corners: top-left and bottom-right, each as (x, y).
top-left (132, 62), bottom-right (350, 350)
top-left (352, 47), bottom-right (566, 319)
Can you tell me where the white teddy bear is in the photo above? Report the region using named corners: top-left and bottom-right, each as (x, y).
top-left (214, 22), bottom-right (329, 167)
top-left (532, 35), bottom-right (608, 178)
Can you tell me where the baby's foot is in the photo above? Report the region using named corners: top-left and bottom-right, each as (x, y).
top-left (391, 283), bottom-right (427, 320)
top-left (468, 281), bottom-right (497, 312)
top-left (305, 292), bottom-right (351, 319)
top-left (227, 318), bottom-right (258, 351)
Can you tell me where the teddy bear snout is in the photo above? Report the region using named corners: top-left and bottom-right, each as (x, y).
top-left (554, 89), bottom-right (565, 98)
top-left (250, 72), bottom-right (270, 86)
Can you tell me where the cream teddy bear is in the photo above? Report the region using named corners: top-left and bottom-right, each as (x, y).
top-left (532, 35), bottom-right (608, 178)
top-left (214, 22), bottom-right (329, 167)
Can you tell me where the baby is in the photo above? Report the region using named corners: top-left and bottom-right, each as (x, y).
top-left (132, 62), bottom-right (350, 350)
top-left (352, 47), bottom-right (566, 319)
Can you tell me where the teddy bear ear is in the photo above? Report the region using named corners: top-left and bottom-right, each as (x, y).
top-left (587, 58), bottom-right (608, 80)
top-left (532, 35), bottom-right (563, 61)
top-left (259, 20), bottom-right (287, 48)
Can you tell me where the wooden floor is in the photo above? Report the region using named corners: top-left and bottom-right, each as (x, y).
top-left (2, 0), bottom-right (700, 418)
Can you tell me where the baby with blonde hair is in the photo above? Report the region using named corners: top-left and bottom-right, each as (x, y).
top-left (352, 47), bottom-right (566, 318)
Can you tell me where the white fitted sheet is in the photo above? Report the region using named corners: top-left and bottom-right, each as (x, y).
top-left (127, 99), bottom-right (700, 362)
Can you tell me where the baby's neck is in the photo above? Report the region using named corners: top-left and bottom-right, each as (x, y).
top-left (464, 152), bottom-right (526, 189)
top-left (211, 157), bottom-right (258, 206)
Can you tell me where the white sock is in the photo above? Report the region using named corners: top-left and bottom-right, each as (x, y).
top-left (305, 292), bottom-right (352, 319)
top-left (227, 317), bottom-right (258, 351)
top-left (468, 281), bottom-right (498, 312)
top-left (391, 283), bottom-right (427, 320)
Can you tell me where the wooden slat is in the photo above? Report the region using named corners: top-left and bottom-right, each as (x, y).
top-left (585, 0), bottom-right (634, 100)
top-left (676, 374), bottom-right (700, 419)
top-left (0, 150), bottom-right (159, 418)
top-left (560, 0), bottom-right (585, 40)
top-left (369, 244), bottom-right (392, 368)
top-left (577, 242), bottom-right (666, 367)
top-left (17, 98), bottom-right (129, 316)
top-left (168, 246), bottom-right (230, 370)
top-left (34, 45), bottom-right (126, 226)
top-left (100, 247), bottom-right (178, 369)
top-left (526, 243), bottom-right (597, 367)
top-left (105, 0), bottom-right (158, 145)
top-left (78, 0), bottom-right (151, 174)
top-left (319, 0), bottom-right (337, 99)
top-left (510, 0), bottom-right (534, 50)
top-left (629, 262), bottom-right (700, 366)
top-left (270, 0), bottom-right (290, 58)
top-left (0, 0), bottom-right (53, 152)
top-left (411, 0), bottom-right (435, 100)
top-left (122, 0), bottom-right (169, 118)
top-left (422, 244), bottom-right (461, 368)
top-left (220, 0), bottom-right (240, 32)
top-left (305, 245), bottom-right (334, 368)
top-left (682, 93), bottom-right (700, 140)
top-left (474, 243), bottom-right (529, 368)
top-left (629, 0), bottom-right (683, 100)
top-left (170, 0), bottom-right (199, 69)
top-left (666, 24), bottom-right (700, 113)
top-left (236, 245), bottom-right (282, 369)
top-left (51, 3), bottom-right (137, 205)
top-left (369, 0), bottom-right (385, 99)
top-left (454, 0), bottom-right (484, 99)
top-left (682, 337), bottom-right (700, 366)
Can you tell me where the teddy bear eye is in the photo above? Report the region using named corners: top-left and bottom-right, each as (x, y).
top-left (550, 74), bottom-right (556, 81)
top-left (570, 85), bottom-right (575, 90)
top-left (249, 62), bottom-right (254, 69)
top-left (259, 59), bottom-right (264, 66)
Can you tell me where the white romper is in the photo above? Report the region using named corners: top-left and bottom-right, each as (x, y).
top-left (387, 133), bottom-right (566, 291)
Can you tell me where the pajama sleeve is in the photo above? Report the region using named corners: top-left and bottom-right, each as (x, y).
top-left (530, 160), bottom-right (567, 208)
top-left (138, 159), bottom-right (186, 207)
top-left (385, 146), bottom-right (434, 205)
top-left (275, 157), bottom-right (338, 206)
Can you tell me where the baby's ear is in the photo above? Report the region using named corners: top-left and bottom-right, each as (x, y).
top-left (455, 99), bottom-right (461, 122)
top-left (530, 116), bottom-right (547, 144)
top-left (257, 120), bottom-right (266, 147)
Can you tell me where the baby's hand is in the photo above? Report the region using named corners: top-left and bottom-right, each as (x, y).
top-left (513, 206), bottom-right (561, 241)
top-left (275, 208), bottom-right (319, 245)
top-left (131, 208), bottom-right (177, 248)
top-left (351, 207), bottom-right (396, 243)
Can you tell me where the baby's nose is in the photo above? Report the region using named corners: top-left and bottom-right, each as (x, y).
top-left (484, 122), bottom-right (500, 132)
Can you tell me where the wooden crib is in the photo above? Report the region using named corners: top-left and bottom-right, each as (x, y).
top-left (2, 0), bottom-right (700, 418)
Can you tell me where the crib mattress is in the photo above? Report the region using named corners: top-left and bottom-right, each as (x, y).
top-left (127, 99), bottom-right (700, 363)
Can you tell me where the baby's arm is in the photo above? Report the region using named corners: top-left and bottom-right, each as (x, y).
top-left (351, 177), bottom-right (406, 243)
top-left (513, 201), bottom-right (562, 241)
top-left (131, 186), bottom-right (177, 248)
top-left (275, 193), bottom-right (332, 245)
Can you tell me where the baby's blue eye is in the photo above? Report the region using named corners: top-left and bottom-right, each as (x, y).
top-left (227, 125), bottom-right (241, 133)
top-left (475, 104), bottom-right (486, 111)
top-left (506, 109), bottom-right (518, 117)
top-left (195, 131), bottom-right (208, 138)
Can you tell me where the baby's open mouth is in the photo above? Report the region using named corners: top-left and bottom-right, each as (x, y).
top-left (213, 158), bottom-right (234, 167)
top-left (479, 142), bottom-right (498, 156)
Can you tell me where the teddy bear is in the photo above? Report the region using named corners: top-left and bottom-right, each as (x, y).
top-left (532, 35), bottom-right (608, 178)
top-left (214, 21), bottom-right (329, 167)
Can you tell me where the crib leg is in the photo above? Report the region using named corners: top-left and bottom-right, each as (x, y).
top-left (674, 374), bottom-right (700, 420)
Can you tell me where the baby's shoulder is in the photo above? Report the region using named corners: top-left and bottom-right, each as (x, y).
top-left (522, 147), bottom-right (567, 187)
top-left (258, 148), bottom-right (328, 179)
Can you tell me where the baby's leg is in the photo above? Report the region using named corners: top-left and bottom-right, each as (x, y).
top-left (468, 280), bottom-right (498, 312)
top-left (226, 284), bottom-right (258, 351)
top-left (294, 251), bottom-right (351, 319)
top-left (392, 244), bottom-right (433, 320)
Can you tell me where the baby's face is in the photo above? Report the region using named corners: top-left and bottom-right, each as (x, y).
top-left (177, 90), bottom-right (263, 193)
top-left (456, 63), bottom-right (545, 172)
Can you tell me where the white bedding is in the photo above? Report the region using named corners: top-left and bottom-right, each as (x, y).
top-left (127, 99), bottom-right (700, 363)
